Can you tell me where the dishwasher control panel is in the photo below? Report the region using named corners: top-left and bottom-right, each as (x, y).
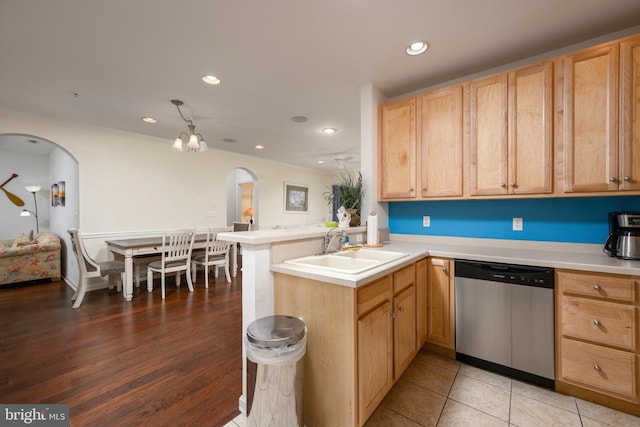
top-left (455, 260), bottom-right (554, 289)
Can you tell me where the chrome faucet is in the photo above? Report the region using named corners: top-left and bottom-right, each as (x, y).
top-left (324, 228), bottom-right (346, 254)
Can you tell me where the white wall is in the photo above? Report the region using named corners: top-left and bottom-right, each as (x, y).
top-left (0, 111), bottom-right (332, 282)
top-left (0, 150), bottom-right (50, 238)
top-left (49, 147), bottom-right (80, 285)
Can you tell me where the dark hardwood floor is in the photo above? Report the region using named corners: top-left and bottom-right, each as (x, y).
top-left (0, 269), bottom-right (242, 427)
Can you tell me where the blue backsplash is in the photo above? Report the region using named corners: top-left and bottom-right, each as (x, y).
top-left (389, 196), bottom-right (640, 244)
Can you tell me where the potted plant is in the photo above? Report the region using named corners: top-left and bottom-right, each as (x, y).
top-left (324, 169), bottom-right (364, 226)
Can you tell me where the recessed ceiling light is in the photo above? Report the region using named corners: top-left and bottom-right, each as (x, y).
top-left (255, 145), bottom-right (264, 150)
top-left (292, 116), bottom-right (308, 123)
top-left (142, 117), bottom-right (157, 123)
top-left (223, 138), bottom-right (237, 143)
top-left (322, 128), bottom-right (337, 135)
top-left (406, 41), bottom-right (429, 56)
top-left (202, 75), bottom-right (221, 85)
top-left (317, 160), bottom-right (325, 164)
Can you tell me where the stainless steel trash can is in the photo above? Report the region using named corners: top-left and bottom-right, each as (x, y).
top-left (245, 315), bottom-right (307, 427)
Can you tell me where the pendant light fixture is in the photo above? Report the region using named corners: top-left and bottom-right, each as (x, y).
top-left (171, 99), bottom-right (208, 152)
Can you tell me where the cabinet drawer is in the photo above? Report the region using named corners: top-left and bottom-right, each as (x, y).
top-left (393, 263), bottom-right (415, 295)
top-left (561, 295), bottom-right (636, 350)
top-left (558, 271), bottom-right (637, 302)
top-left (358, 275), bottom-right (392, 317)
top-left (560, 338), bottom-right (636, 399)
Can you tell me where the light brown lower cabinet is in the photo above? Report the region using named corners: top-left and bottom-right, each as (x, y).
top-left (556, 269), bottom-right (640, 416)
top-left (425, 257), bottom-right (455, 356)
top-left (274, 260), bottom-right (423, 427)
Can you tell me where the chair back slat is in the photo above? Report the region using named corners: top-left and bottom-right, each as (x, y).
top-left (161, 228), bottom-right (196, 265)
top-left (67, 228), bottom-right (99, 274)
top-left (205, 229), bottom-right (231, 262)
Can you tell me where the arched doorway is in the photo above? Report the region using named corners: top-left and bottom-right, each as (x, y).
top-left (0, 133), bottom-right (79, 284)
top-left (226, 168), bottom-right (258, 228)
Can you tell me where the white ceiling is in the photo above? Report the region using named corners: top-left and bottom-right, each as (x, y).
top-left (1, 0), bottom-right (639, 170)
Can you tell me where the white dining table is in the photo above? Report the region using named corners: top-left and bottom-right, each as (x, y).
top-left (106, 232), bottom-right (238, 301)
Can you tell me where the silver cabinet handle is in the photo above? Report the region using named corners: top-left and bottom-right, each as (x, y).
top-left (391, 312), bottom-right (397, 318)
top-left (594, 284), bottom-right (601, 291)
top-left (609, 176), bottom-right (617, 182)
top-left (510, 182), bottom-right (516, 187)
top-left (442, 267), bottom-right (448, 273)
top-left (593, 319), bottom-right (601, 326)
top-left (594, 364), bottom-right (601, 372)
top-left (500, 183), bottom-right (507, 188)
top-left (398, 306), bottom-right (405, 312)
top-left (624, 176), bottom-right (631, 182)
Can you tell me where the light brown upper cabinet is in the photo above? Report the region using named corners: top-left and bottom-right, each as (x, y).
top-left (620, 35), bottom-right (640, 191)
top-left (562, 34), bottom-right (640, 193)
top-left (469, 61), bottom-right (553, 196)
top-left (378, 98), bottom-right (417, 199)
top-left (378, 86), bottom-right (464, 201)
top-left (418, 85), bottom-right (465, 197)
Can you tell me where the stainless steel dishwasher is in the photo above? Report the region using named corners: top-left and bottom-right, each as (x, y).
top-left (455, 259), bottom-right (555, 388)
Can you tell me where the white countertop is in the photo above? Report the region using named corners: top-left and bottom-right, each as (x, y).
top-left (270, 235), bottom-right (640, 288)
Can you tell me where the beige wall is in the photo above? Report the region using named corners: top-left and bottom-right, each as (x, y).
top-left (0, 111), bottom-right (332, 263)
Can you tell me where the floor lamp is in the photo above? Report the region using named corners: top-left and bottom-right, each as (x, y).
top-left (21, 185), bottom-right (41, 234)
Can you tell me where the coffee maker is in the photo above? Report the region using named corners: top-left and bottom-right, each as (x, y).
top-left (604, 212), bottom-right (640, 260)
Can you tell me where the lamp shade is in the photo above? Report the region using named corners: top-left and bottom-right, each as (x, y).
top-left (187, 134), bottom-right (200, 150)
top-left (246, 208), bottom-right (255, 215)
top-left (172, 138), bottom-right (183, 151)
top-left (20, 209), bottom-right (32, 217)
top-left (25, 186), bottom-right (41, 193)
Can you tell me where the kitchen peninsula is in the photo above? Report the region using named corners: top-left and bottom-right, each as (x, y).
top-left (218, 227), bottom-right (640, 425)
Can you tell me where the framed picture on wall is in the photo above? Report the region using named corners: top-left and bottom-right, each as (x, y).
top-left (283, 182), bottom-right (309, 213)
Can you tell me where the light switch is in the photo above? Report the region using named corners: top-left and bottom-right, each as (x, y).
top-left (423, 216), bottom-right (431, 227)
top-left (207, 210), bottom-right (217, 217)
top-left (513, 217), bottom-right (523, 231)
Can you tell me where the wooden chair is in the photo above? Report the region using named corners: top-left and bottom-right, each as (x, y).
top-left (232, 222), bottom-right (250, 276)
top-left (68, 228), bottom-right (125, 309)
top-left (191, 229), bottom-right (232, 287)
top-left (233, 221), bottom-right (250, 232)
top-left (147, 228), bottom-right (196, 299)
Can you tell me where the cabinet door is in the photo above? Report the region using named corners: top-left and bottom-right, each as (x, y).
top-left (427, 258), bottom-right (455, 350)
top-left (358, 301), bottom-right (393, 425)
top-left (378, 98), bottom-right (417, 199)
top-left (416, 258), bottom-right (427, 347)
top-left (620, 35), bottom-right (640, 191)
top-left (394, 284), bottom-right (417, 378)
top-left (508, 62), bottom-right (553, 194)
top-left (563, 43), bottom-right (619, 192)
top-left (418, 85), bottom-right (464, 197)
top-left (469, 74), bottom-right (509, 195)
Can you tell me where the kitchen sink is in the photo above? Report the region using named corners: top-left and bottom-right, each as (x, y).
top-left (335, 249), bottom-right (408, 262)
top-left (284, 249), bottom-right (409, 274)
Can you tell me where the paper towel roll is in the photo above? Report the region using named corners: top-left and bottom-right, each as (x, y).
top-left (366, 212), bottom-right (378, 246)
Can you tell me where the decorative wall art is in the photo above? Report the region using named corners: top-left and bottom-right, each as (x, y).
top-left (283, 182), bottom-right (309, 213)
top-left (51, 181), bottom-right (66, 207)
top-left (0, 173), bottom-right (25, 206)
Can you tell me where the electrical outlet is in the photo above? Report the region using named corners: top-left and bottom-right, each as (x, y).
top-left (355, 234), bottom-right (363, 243)
top-left (206, 210), bottom-right (217, 217)
top-left (513, 217), bottom-right (523, 231)
top-left (423, 216), bottom-right (431, 227)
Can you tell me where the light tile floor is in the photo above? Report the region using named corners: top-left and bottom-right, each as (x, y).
top-left (224, 350), bottom-right (640, 427)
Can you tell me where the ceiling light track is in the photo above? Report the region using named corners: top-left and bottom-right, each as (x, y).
top-left (171, 99), bottom-right (208, 152)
